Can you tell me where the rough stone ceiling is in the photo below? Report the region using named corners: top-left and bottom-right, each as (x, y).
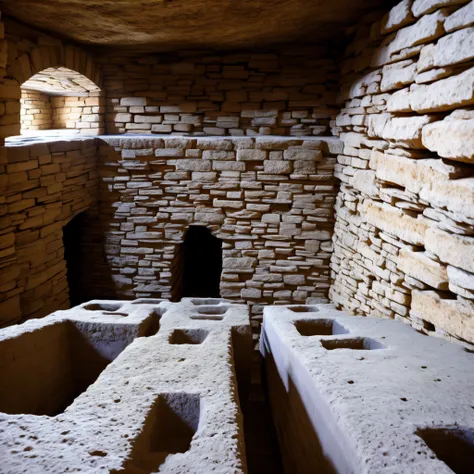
top-left (2, 0), bottom-right (394, 50)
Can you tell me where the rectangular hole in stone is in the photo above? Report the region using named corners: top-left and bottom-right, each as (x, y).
top-left (139, 308), bottom-right (166, 337)
top-left (191, 298), bottom-right (227, 306)
top-left (169, 329), bottom-right (209, 345)
top-left (190, 315), bottom-right (224, 321)
top-left (83, 302), bottom-right (123, 312)
top-left (0, 320), bottom-right (135, 416)
top-left (320, 337), bottom-right (384, 351)
top-left (116, 393), bottom-right (200, 473)
top-left (288, 305), bottom-right (320, 313)
top-left (416, 428), bottom-right (474, 474)
top-left (196, 306), bottom-right (229, 315)
top-left (132, 298), bottom-right (167, 305)
top-left (295, 319), bottom-right (349, 336)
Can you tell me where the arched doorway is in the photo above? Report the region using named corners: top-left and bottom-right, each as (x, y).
top-left (172, 227), bottom-right (222, 301)
top-left (19, 66), bottom-right (103, 138)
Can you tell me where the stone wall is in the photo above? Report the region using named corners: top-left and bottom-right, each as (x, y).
top-left (100, 47), bottom-right (338, 137)
top-left (0, 139), bottom-right (98, 326)
top-left (329, 0), bottom-right (474, 346)
top-left (20, 89), bottom-right (53, 132)
top-left (93, 135), bottom-right (341, 329)
top-left (51, 95), bottom-right (105, 134)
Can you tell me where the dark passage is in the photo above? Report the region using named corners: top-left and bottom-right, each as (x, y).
top-left (63, 213), bottom-right (87, 306)
top-left (173, 226), bottom-right (222, 300)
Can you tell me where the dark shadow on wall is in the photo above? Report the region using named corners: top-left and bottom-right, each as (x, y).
top-left (63, 210), bottom-right (117, 306)
top-left (172, 226), bottom-right (222, 301)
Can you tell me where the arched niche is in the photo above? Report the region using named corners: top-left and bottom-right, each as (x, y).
top-left (19, 66), bottom-right (104, 137)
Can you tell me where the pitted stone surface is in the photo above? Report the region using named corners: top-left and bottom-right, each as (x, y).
top-left (260, 303), bottom-right (474, 474)
top-left (0, 298), bottom-right (251, 474)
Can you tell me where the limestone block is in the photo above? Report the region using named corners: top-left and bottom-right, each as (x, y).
top-left (448, 265), bottom-right (474, 290)
top-left (236, 149), bottom-right (266, 161)
top-left (380, 0), bottom-right (414, 34)
top-left (398, 248), bottom-right (449, 289)
top-left (412, 0), bottom-right (469, 17)
top-left (422, 111), bottom-right (474, 162)
top-left (381, 60), bottom-right (417, 92)
top-left (262, 304), bottom-right (474, 473)
top-left (350, 170), bottom-right (379, 197)
top-left (418, 27), bottom-right (474, 72)
top-left (120, 97), bottom-right (147, 106)
top-left (368, 114), bottom-right (435, 147)
top-left (425, 227), bottom-right (474, 273)
top-left (411, 290), bottom-right (474, 343)
top-left (263, 160), bottom-right (292, 174)
top-left (363, 200), bottom-right (430, 245)
top-left (444, 1), bottom-right (474, 31)
top-left (409, 66), bottom-right (474, 112)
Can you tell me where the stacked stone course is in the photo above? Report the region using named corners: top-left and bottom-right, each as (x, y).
top-left (330, 0), bottom-right (474, 346)
top-left (101, 47), bottom-right (338, 137)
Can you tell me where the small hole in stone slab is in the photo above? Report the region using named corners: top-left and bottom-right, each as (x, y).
top-left (400, 398), bottom-right (408, 402)
top-left (89, 450), bottom-right (107, 457)
top-left (421, 366), bottom-right (428, 369)
top-left (347, 380), bottom-right (354, 384)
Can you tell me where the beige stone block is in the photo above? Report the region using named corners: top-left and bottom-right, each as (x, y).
top-left (398, 248), bottom-right (449, 289)
top-left (381, 60), bottom-right (417, 92)
top-left (381, 0), bottom-right (414, 34)
top-left (236, 149), bottom-right (266, 161)
top-left (411, 290), bottom-right (474, 343)
top-left (425, 227), bottom-right (474, 273)
top-left (418, 27), bottom-right (474, 71)
top-left (263, 161), bottom-right (292, 174)
top-left (448, 265), bottom-right (474, 290)
top-left (363, 200), bottom-right (431, 245)
top-left (409, 66), bottom-right (474, 112)
top-left (412, 0), bottom-right (469, 17)
top-left (120, 97), bottom-right (147, 106)
top-left (422, 112), bottom-right (474, 162)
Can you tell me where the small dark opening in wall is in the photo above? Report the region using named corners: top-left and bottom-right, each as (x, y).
top-left (417, 428), bottom-right (474, 474)
top-left (63, 213), bottom-right (88, 307)
top-left (172, 226), bottom-right (222, 300)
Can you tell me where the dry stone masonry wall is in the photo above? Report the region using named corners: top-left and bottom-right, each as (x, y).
top-left (101, 47), bottom-right (338, 137)
top-left (0, 139), bottom-right (98, 326)
top-left (330, 0), bottom-right (474, 346)
top-left (94, 135), bottom-right (341, 328)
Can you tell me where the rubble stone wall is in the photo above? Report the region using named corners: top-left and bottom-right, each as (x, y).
top-left (94, 135), bottom-right (341, 329)
top-left (329, 0), bottom-right (474, 346)
top-left (0, 139), bottom-right (98, 326)
top-left (20, 90), bottom-right (53, 132)
top-left (100, 47), bottom-right (338, 137)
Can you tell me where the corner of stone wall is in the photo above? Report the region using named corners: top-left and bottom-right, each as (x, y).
top-left (329, 0), bottom-right (474, 347)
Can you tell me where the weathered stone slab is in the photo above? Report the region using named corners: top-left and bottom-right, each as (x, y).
top-left (398, 248), bottom-right (449, 289)
top-left (411, 290), bottom-right (474, 343)
top-left (425, 227), bottom-right (474, 273)
top-left (363, 200), bottom-right (430, 245)
top-left (262, 304), bottom-right (474, 474)
top-left (418, 27), bottom-right (474, 71)
top-left (422, 111), bottom-right (474, 162)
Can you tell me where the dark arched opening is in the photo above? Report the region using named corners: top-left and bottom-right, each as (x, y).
top-left (63, 213), bottom-right (88, 307)
top-left (172, 227), bottom-right (222, 301)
